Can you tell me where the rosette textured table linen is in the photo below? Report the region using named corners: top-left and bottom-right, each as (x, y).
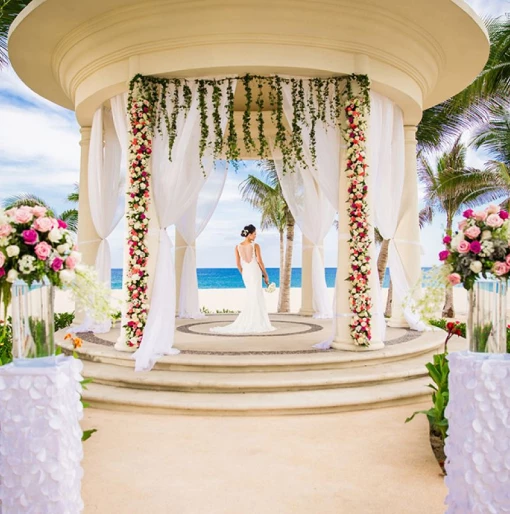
top-left (445, 351), bottom-right (510, 513)
top-left (0, 356), bottom-right (84, 513)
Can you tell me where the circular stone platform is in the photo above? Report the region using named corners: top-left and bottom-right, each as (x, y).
top-left (74, 314), bottom-right (421, 354)
top-left (178, 319), bottom-right (323, 338)
top-left (57, 314), bottom-right (450, 415)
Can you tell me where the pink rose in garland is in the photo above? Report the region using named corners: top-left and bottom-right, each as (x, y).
top-left (493, 261), bottom-right (509, 276)
top-left (14, 208), bottom-right (33, 224)
top-left (457, 241), bottom-right (470, 254)
top-left (439, 250), bottom-right (450, 261)
top-left (469, 241), bottom-right (482, 254)
top-left (32, 216), bottom-right (54, 233)
top-left (474, 211), bottom-right (487, 221)
top-left (22, 229), bottom-right (38, 245)
top-left (32, 206), bottom-right (47, 218)
top-left (51, 257), bottom-right (64, 272)
top-left (464, 226), bottom-right (481, 239)
top-left (486, 213), bottom-right (504, 228)
top-left (34, 242), bottom-right (52, 261)
top-left (0, 224), bottom-right (12, 237)
top-left (0, 252), bottom-right (5, 268)
top-left (447, 273), bottom-right (461, 285)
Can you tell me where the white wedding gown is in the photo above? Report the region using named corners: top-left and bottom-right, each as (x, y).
top-left (210, 242), bottom-right (276, 334)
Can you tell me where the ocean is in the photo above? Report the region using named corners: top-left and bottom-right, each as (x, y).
top-left (110, 268), bottom-right (427, 290)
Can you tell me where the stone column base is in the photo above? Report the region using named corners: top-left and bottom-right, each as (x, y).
top-left (298, 309), bottom-right (315, 317)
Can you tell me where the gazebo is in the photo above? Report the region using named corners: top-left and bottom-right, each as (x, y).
top-left (8, 0), bottom-right (488, 385)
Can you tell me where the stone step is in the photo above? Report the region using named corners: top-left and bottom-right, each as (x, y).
top-left (64, 331), bottom-right (443, 373)
top-left (81, 352), bottom-right (433, 393)
top-left (82, 377), bottom-right (432, 415)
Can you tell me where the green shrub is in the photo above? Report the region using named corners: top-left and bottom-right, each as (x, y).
top-left (406, 351), bottom-right (449, 440)
top-left (54, 311), bottom-right (75, 331)
top-left (0, 318), bottom-right (12, 366)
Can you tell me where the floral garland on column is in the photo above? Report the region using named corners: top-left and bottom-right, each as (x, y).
top-left (125, 93), bottom-right (153, 347)
top-left (344, 97), bottom-right (372, 346)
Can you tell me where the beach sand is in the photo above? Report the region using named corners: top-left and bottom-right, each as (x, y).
top-left (54, 287), bottom-right (472, 319)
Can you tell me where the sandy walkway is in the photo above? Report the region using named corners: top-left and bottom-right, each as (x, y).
top-left (82, 403), bottom-right (446, 514)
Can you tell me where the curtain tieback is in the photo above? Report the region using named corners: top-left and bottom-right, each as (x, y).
top-left (303, 245), bottom-right (324, 250)
top-left (174, 245), bottom-right (195, 251)
top-left (333, 313), bottom-right (354, 318)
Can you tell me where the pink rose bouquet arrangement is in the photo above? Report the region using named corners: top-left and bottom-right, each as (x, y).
top-left (0, 205), bottom-right (81, 310)
top-left (440, 205), bottom-right (510, 290)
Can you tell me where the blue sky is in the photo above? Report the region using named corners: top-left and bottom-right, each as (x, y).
top-left (0, 0), bottom-right (507, 268)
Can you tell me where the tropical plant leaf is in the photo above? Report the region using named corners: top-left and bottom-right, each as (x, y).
top-left (0, 0), bottom-right (31, 68)
top-left (82, 429), bottom-right (97, 442)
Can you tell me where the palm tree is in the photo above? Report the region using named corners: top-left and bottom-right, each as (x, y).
top-left (3, 189), bottom-right (79, 232)
top-left (239, 161), bottom-right (295, 313)
top-left (471, 107), bottom-right (510, 210)
top-left (0, 0), bottom-right (30, 68)
top-left (416, 17), bottom-right (510, 153)
top-left (418, 138), bottom-right (501, 317)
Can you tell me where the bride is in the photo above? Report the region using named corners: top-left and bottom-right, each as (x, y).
top-left (210, 224), bottom-right (276, 334)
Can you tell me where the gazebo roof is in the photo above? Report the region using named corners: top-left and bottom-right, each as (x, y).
top-left (9, 0), bottom-right (489, 121)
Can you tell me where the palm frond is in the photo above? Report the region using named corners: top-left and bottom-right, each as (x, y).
top-left (59, 209), bottom-right (78, 233)
top-left (2, 193), bottom-right (55, 214)
top-left (239, 170), bottom-right (290, 233)
top-left (419, 206), bottom-right (434, 229)
top-left (0, 0), bottom-right (31, 68)
top-left (67, 183), bottom-right (80, 204)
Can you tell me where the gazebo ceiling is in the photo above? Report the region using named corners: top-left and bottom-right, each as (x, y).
top-left (9, 0), bottom-right (489, 125)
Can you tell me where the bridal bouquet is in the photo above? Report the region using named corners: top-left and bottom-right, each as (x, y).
top-left (440, 205), bottom-right (510, 290)
top-left (265, 282), bottom-right (276, 294)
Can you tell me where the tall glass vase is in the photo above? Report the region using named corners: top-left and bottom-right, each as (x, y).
top-left (466, 279), bottom-right (507, 353)
top-left (11, 278), bottom-right (56, 366)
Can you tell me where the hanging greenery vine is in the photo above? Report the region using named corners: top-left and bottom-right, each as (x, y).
top-left (128, 73), bottom-right (370, 173)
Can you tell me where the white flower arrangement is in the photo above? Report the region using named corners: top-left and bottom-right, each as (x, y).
top-left (343, 97), bottom-right (372, 346)
top-left (124, 94), bottom-right (153, 347)
top-left (265, 282), bottom-right (276, 294)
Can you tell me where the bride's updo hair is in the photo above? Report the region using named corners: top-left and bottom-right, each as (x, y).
top-left (241, 224), bottom-right (256, 238)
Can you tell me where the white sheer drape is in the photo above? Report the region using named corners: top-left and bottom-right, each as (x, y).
top-left (272, 155), bottom-right (335, 318)
top-left (370, 92), bottom-right (424, 331)
top-left (274, 82), bottom-right (338, 318)
top-left (176, 163), bottom-right (228, 318)
top-left (74, 96), bottom-right (126, 333)
top-left (134, 80), bottom-right (235, 371)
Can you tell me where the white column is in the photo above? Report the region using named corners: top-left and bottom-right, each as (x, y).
top-left (77, 127), bottom-right (99, 267)
top-left (388, 125), bottom-right (422, 328)
top-left (332, 153), bottom-right (354, 349)
top-left (299, 234), bottom-right (314, 316)
top-left (175, 229), bottom-right (187, 314)
top-left (75, 127), bottom-right (99, 325)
